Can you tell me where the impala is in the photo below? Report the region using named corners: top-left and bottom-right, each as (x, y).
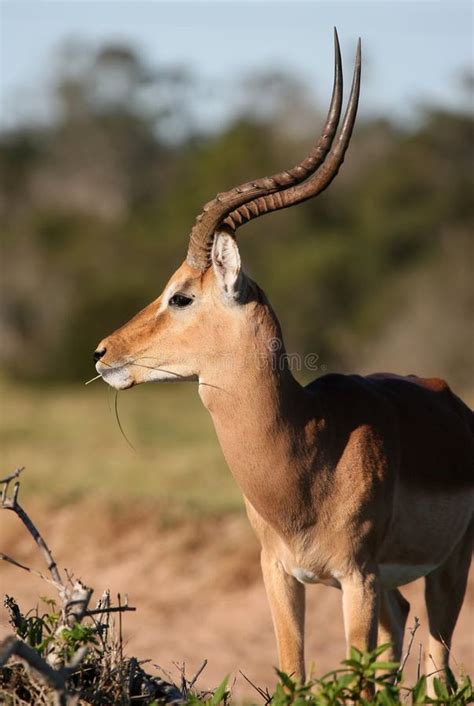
top-left (94, 32), bottom-right (473, 689)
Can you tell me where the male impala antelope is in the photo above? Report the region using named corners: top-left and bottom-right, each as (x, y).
top-left (94, 33), bottom-right (473, 688)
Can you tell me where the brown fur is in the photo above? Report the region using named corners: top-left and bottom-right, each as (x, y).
top-left (96, 256), bottom-right (473, 690)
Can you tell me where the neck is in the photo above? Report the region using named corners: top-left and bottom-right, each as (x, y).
top-left (198, 317), bottom-right (311, 532)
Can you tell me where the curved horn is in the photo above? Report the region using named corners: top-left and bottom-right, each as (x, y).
top-left (223, 39), bottom-right (361, 232)
top-left (186, 30), bottom-right (356, 271)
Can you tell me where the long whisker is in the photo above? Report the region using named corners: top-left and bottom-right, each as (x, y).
top-left (114, 391), bottom-right (136, 452)
top-left (100, 356), bottom-right (229, 394)
top-left (129, 357), bottom-right (229, 394)
top-left (128, 361), bottom-right (187, 379)
top-left (198, 381), bottom-right (229, 393)
top-left (106, 385), bottom-right (114, 415)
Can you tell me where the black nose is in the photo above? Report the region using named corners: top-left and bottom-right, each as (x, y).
top-left (93, 347), bottom-right (106, 362)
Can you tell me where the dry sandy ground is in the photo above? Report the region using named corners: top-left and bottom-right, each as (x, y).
top-left (0, 501), bottom-right (472, 701)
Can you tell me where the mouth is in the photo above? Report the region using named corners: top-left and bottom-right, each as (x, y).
top-left (95, 358), bottom-right (195, 387)
top-left (95, 361), bottom-right (135, 390)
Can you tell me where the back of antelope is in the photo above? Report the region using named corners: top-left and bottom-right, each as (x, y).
top-left (94, 31), bottom-right (474, 692)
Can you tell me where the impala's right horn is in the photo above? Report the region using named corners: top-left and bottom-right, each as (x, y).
top-left (186, 29), bottom-right (361, 272)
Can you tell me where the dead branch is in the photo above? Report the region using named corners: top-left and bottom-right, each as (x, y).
top-left (0, 551), bottom-right (61, 589)
top-left (0, 634), bottom-right (87, 706)
top-left (65, 581), bottom-right (93, 627)
top-left (188, 659), bottom-right (208, 691)
top-left (1, 467), bottom-right (63, 586)
top-left (46, 581), bottom-right (93, 668)
top-left (396, 616), bottom-right (421, 681)
top-left (239, 670), bottom-right (271, 703)
top-left (86, 605), bottom-right (136, 616)
top-left (0, 466), bottom-right (24, 490)
top-left (0, 469), bottom-right (173, 706)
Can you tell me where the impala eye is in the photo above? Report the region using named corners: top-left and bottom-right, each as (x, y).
top-left (169, 293), bottom-right (193, 308)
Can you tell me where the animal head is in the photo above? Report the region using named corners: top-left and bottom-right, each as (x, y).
top-left (94, 31), bottom-right (361, 390)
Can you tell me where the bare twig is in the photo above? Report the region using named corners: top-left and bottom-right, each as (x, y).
top-left (117, 593), bottom-right (124, 664)
top-left (1, 470), bottom-right (183, 706)
top-left (86, 605), bottom-right (136, 616)
top-left (188, 659), bottom-right (208, 691)
top-left (439, 633), bottom-right (458, 669)
top-left (46, 581), bottom-right (94, 669)
top-left (65, 581), bottom-right (93, 627)
top-left (172, 660), bottom-right (187, 698)
top-left (0, 634), bottom-right (88, 706)
top-left (0, 552), bottom-right (62, 589)
top-left (417, 642), bottom-right (422, 681)
top-left (0, 466), bottom-right (24, 490)
top-left (428, 653), bottom-right (439, 677)
top-left (1, 470), bottom-right (63, 586)
top-left (0, 635), bottom-right (66, 690)
top-left (397, 616), bottom-right (420, 681)
top-left (117, 592), bottom-right (126, 704)
top-left (91, 590), bottom-right (111, 652)
top-left (239, 670), bottom-right (272, 703)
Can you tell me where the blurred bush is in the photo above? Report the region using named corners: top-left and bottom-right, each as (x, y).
top-left (0, 42), bottom-right (472, 389)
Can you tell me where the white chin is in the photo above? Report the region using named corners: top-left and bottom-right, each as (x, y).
top-left (97, 365), bottom-right (134, 390)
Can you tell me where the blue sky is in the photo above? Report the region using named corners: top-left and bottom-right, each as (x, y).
top-left (1, 0), bottom-right (473, 130)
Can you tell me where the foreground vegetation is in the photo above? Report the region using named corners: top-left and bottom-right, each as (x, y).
top-left (2, 600), bottom-right (472, 706)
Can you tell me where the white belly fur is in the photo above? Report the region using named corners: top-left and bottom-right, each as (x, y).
top-left (292, 567), bottom-right (340, 587)
top-left (291, 563), bottom-right (438, 589)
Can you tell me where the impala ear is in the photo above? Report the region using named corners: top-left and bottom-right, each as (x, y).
top-left (211, 230), bottom-right (244, 301)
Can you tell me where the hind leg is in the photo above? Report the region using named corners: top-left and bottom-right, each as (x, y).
top-left (378, 589), bottom-right (410, 663)
top-left (424, 520), bottom-right (472, 692)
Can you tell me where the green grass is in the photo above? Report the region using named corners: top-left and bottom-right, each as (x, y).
top-left (0, 378), bottom-right (242, 517)
top-left (3, 598), bottom-right (472, 706)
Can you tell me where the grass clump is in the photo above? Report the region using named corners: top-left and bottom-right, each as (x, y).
top-left (268, 646), bottom-right (472, 706)
top-left (0, 594), bottom-right (186, 705)
top-left (1, 603), bottom-right (472, 706)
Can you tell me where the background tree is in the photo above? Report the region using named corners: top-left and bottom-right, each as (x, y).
top-left (0, 41), bottom-right (472, 389)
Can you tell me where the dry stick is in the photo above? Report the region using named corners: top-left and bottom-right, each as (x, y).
top-left (0, 634), bottom-right (88, 706)
top-left (239, 670), bottom-right (271, 703)
top-left (93, 590), bottom-right (111, 654)
top-left (439, 633), bottom-right (458, 670)
top-left (397, 616), bottom-right (421, 682)
top-left (154, 663), bottom-right (175, 688)
top-left (117, 592), bottom-right (127, 706)
top-left (87, 605), bottom-right (136, 616)
top-left (426, 653), bottom-right (445, 682)
top-left (0, 635), bottom-right (67, 690)
top-left (0, 552), bottom-right (61, 589)
top-left (0, 466), bottom-right (24, 491)
top-left (0, 471), bottom-right (140, 703)
top-left (172, 660), bottom-right (187, 698)
top-left (417, 642), bottom-right (423, 681)
top-left (188, 659), bottom-right (208, 691)
top-left (0, 475), bottom-right (63, 586)
top-left (118, 593), bottom-right (124, 666)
